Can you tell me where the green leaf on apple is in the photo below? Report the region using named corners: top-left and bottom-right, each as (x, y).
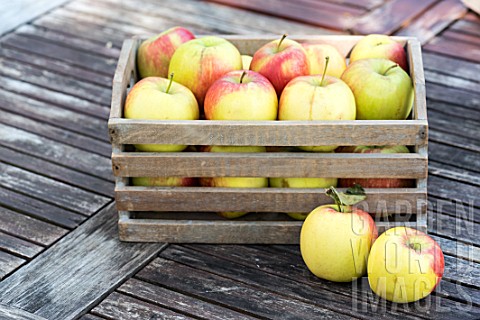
top-left (326, 184), bottom-right (366, 212)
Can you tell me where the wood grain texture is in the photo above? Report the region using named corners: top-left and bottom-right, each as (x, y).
top-left (422, 51), bottom-right (480, 82)
top-left (0, 203), bottom-right (165, 320)
top-left (424, 36), bottom-right (480, 63)
top-left (117, 278), bottom-right (259, 320)
top-left (0, 251), bottom-right (25, 280)
top-left (0, 303), bottom-right (47, 320)
top-left (116, 186), bottom-right (426, 213)
top-left (112, 152), bottom-right (427, 178)
top-left (395, 0), bottom-right (467, 44)
top-left (0, 231), bottom-right (43, 259)
top-left (109, 119), bottom-right (428, 146)
top-left (352, 0), bottom-right (437, 35)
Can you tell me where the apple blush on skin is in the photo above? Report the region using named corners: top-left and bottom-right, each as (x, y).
top-left (368, 227), bottom-right (445, 303)
top-left (137, 26), bottom-right (195, 79)
top-left (204, 70), bottom-right (278, 121)
top-left (250, 34), bottom-right (310, 95)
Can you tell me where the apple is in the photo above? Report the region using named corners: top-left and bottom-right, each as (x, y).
top-left (132, 176), bottom-right (197, 187)
top-left (241, 55), bottom-right (253, 70)
top-left (168, 36), bottom-right (242, 106)
top-left (279, 58), bottom-right (356, 152)
top-left (269, 177), bottom-right (338, 220)
top-left (136, 27), bottom-right (195, 79)
top-left (250, 34), bottom-right (309, 95)
top-left (337, 145), bottom-right (415, 188)
top-left (204, 70), bottom-right (278, 121)
top-left (300, 186), bottom-right (378, 282)
top-left (341, 58), bottom-right (414, 120)
top-left (302, 43), bottom-right (346, 78)
top-left (368, 226), bottom-right (444, 303)
top-left (200, 145), bottom-right (268, 219)
top-left (349, 34), bottom-right (408, 72)
top-left (124, 74), bottom-right (199, 152)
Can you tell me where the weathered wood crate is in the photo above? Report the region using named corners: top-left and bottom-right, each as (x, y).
top-left (108, 35), bottom-right (428, 243)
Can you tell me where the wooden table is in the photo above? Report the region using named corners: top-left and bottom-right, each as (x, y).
top-left (0, 0), bottom-right (478, 319)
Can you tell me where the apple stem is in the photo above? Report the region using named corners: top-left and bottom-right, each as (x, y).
top-left (326, 186), bottom-right (344, 213)
top-left (320, 56), bottom-right (330, 86)
top-left (239, 70), bottom-right (247, 84)
top-left (383, 63), bottom-right (398, 76)
top-left (165, 72), bottom-right (174, 94)
top-left (277, 33), bottom-right (288, 51)
top-left (408, 242), bottom-right (422, 253)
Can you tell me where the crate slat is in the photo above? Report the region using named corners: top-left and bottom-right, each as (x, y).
top-left (112, 152), bottom-right (427, 178)
top-left (109, 118), bottom-right (427, 146)
top-left (115, 186), bottom-right (426, 214)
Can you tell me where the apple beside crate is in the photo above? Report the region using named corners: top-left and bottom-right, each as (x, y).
top-left (108, 35), bottom-right (428, 243)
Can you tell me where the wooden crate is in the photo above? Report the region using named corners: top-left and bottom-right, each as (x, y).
top-left (108, 35), bottom-right (428, 243)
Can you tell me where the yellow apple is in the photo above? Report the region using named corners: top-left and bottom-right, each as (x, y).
top-left (168, 36), bottom-right (242, 106)
top-left (301, 203), bottom-right (378, 282)
top-left (124, 76), bottom-right (199, 152)
top-left (368, 226), bottom-right (445, 303)
top-left (132, 177), bottom-right (196, 187)
top-left (199, 145), bottom-right (268, 219)
top-left (302, 43), bottom-right (346, 78)
top-left (269, 177), bottom-right (338, 220)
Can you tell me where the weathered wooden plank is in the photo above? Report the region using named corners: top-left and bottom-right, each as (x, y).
top-left (0, 303), bottom-right (47, 320)
top-left (443, 29), bottom-right (480, 46)
top-left (113, 152), bottom-right (426, 178)
top-left (15, 24), bottom-right (121, 58)
top-left (422, 51), bottom-right (480, 82)
top-left (0, 57), bottom-right (111, 105)
top-left (429, 161), bottom-right (480, 186)
top-left (95, 0), bottom-right (338, 35)
top-left (0, 89), bottom-right (109, 142)
top-left (352, 0), bottom-right (437, 35)
top-left (0, 75), bottom-right (110, 119)
top-left (0, 0), bottom-right (70, 36)
top-left (2, 33), bottom-right (117, 76)
top-left (426, 82), bottom-right (479, 110)
top-left (0, 231), bottom-right (43, 260)
top-left (0, 203), bottom-right (165, 320)
top-left (138, 257), bottom-right (360, 320)
top-left (79, 314), bottom-right (106, 320)
top-left (444, 254), bottom-right (480, 288)
top-left (431, 235), bottom-right (480, 263)
top-left (0, 146), bottom-right (114, 198)
top-left (424, 36), bottom-right (480, 63)
top-left (91, 292), bottom-right (194, 320)
top-left (395, 0), bottom-right (467, 44)
top-left (205, 0), bottom-right (362, 30)
top-left (0, 207), bottom-right (68, 246)
top-left (0, 124), bottom-right (113, 181)
top-left (429, 211), bottom-right (479, 246)
top-left (116, 187), bottom-right (425, 213)
top-left (0, 108), bottom-right (111, 158)
top-left (427, 100), bottom-right (480, 123)
top-left (109, 119), bottom-right (428, 146)
top-left (0, 185), bottom-right (83, 229)
top-left (118, 278), bottom-right (259, 320)
top-left (429, 141), bottom-right (480, 173)
top-left (425, 70), bottom-right (480, 93)
top-left (428, 175), bottom-right (479, 214)
top-left (450, 19), bottom-right (480, 37)
top-left (428, 109), bottom-right (480, 141)
top-left (429, 129), bottom-right (479, 153)
top-left (0, 161), bottom-right (110, 216)
top-left (0, 250), bottom-right (25, 280)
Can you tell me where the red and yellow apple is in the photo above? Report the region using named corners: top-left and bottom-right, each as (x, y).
top-left (269, 177), bottom-right (338, 220)
top-left (132, 176), bottom-right (196, 187)
top-left (350, 34), bottom-right (408, 72)
top-left (302, 43), bottom-right (346, 78)
top-left (279, 72), bottom-right (356, 152)
top-left (204, 70), bottom-right (278, 121)
top-left (124, 76), bottom-right (199, 152)
top-left (368, 226), bottom-right (444, 303)
top-left (337, 145), bottom-right (415, 188)
top-left (199, 145), bottom-right (268, 219)
top-left (168, 36), bottom-right (242, 106)
top-left (301, 198), bottom-right (378, 282)
top-left (250, 34), bottom-right (309, 95)
top-left (341, 58), bottom-right (413, 120)
top-left (137, 27), bottom-right (195, 79)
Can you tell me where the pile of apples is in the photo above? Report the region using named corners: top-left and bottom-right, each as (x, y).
top-left (124, 27), bottom-right (444, 304)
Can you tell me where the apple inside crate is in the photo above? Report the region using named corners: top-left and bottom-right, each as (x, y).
top-left (108, 35), bottom-right (428, 243)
